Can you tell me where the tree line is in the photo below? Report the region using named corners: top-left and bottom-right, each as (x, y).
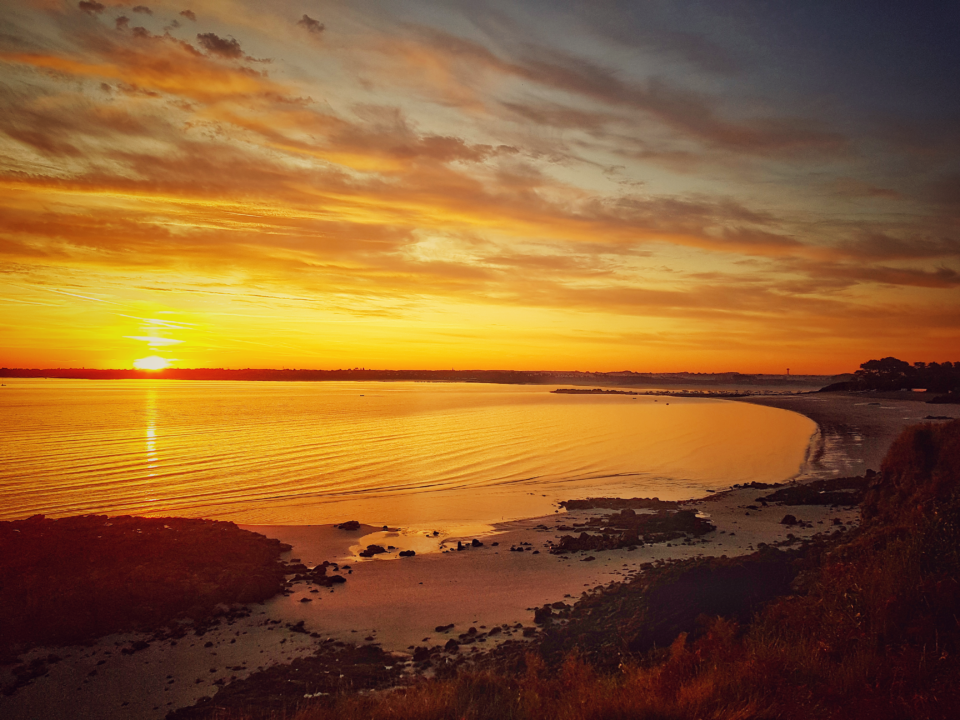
top-left (844, 356), bottom-right (960, 392)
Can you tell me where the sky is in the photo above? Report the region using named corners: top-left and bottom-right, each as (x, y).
top-left (1, 0), bottom-right (958, 373)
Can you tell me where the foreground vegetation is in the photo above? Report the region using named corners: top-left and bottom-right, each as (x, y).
top-left (220, 420), bottom-right (960, 720)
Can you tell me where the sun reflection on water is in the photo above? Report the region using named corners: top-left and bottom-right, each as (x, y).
top-left (145, 388), bottom-right (159, 495)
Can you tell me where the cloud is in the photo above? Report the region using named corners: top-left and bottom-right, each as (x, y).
top-left (115, 16), bottom-right (130, 31)
top-left (296, 15), bottom-right (324, 35)
top-left (377, 28), bottom-right (847, 157)
top-left (132, 5), bottom-right (152, 15)
top-left (179, 10), bottom-right (196, 22)
top-left (0, 28), bottom-right (286, 104)
top-left (1, 4), bottom-right (957, 370)
top-left (832, 178), bottom-right (902, 200)
top-left (929, 173), bottom-right (960, 211)
top-left (196, 33), bottom-right (243, 60)
top-left (836, 233), bottom-right (960, 262)
top-left (77, 1), bottom-right (104, 14)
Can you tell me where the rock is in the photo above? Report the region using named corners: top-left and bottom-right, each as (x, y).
top-left (435, 624), bottom-right (454, 632)
top-left (491, 542), bottom-right (499, 546)
top-left (471, 538), bottom-right (483, 547)
top-left (413, 646), bottom-right (431, 662)
top-left (534, 606), bottom-right (553, 624)
top-left (581, 555), bottom-right (596, 562)
top-left (780, 515), bottom-right (798, 526)
top-left (358, 545), bottom-right (387, 558)
top-left (300, 598), bottom-right (312, 603)
top-left (758, 476), bottom-right (868, 506)
top-left (335, 521), bottom-right (361, 531)
top-left (560, 497), bottom-right (676, 511)
top-left (457, 541), bottom-right (463, 551)
top-left (398, 550), bottom-right (416, 557)
top-left (444, 639), bottom-right (460, 652)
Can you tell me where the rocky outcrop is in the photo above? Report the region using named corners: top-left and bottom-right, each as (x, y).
top-left (358, 545), bottom-right (387, 558)
top-left (288, 561), bottom-right (347, 587)
top-left (757, 476), bottom-right (868, 506)
top-left (552, 509), bottom-right (714, 554)
top-left (167, 643), bottom-right (403, 720)
top-left (0, 515), bottom-right (291, 655)
top-left (560, 497), bottom-right (678, 511)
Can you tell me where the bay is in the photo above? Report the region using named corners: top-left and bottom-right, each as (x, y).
top-left (0, 380), bottom-right (816, 530)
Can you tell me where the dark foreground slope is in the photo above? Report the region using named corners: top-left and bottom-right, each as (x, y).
top-left (198, 420), bottom-right (960, 720)
top-left (0, 515), bottom-right (291, 660)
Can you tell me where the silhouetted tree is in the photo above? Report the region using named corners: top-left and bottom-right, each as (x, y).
top-left (855, 357), bottom-right (914, 390)
top-left (844, 357), bottom-right (960, 393)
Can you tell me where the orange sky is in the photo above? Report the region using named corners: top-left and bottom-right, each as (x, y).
top-left (1, 1), bottom-right (958, 374)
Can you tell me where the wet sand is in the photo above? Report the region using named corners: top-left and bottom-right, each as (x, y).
top-left (738, 391), bottom-right (960, 478)
top-left (4, 391), bottom-right (955, 720)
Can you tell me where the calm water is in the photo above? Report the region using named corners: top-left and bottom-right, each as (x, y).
top-left (0, 380), bottom-right (816, 529)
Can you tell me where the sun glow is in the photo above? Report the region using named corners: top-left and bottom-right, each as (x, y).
top-left (133, 356), bottom-right (170, 371)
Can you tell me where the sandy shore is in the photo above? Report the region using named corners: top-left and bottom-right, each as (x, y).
top-left (739, 391), bottom-right (960, 479)
top-left (4, 391), bottom-right (956, 720)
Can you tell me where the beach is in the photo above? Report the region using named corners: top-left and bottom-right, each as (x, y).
top-left (3, 391), bottom-right (958, 720)
top-left (739, 391), bottom-right (960, 478)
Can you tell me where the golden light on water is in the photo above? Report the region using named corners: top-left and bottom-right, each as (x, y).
top-left (133, 356), bottom-right (171, 371)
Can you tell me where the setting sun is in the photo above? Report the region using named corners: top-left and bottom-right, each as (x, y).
top-left (133, 356), bottom-right (170, 371)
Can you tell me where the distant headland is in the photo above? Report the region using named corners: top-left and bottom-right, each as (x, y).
top-left (0, 367), bottom-right (844, 386)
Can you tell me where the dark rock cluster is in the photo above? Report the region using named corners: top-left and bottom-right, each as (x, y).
top-left (552, 509), bottom-right (714, 554)
top-left (358, 544), bottom-right (387, 558)
top-left (167, 643), bottom-right (403, 720)
top-left (285, 560), bottom-right (346, 587)
top-left (559, 497), bottom-right (678, 511)
top-left (756, 476), bottom-right (868, 506)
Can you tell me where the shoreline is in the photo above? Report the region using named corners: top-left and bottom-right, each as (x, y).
top-left (734, 391), bottom-right (960, 480)
top-left (4, 392), bottom-right (959, 719)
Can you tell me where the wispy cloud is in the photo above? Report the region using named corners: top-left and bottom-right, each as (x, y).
top-left (0, 1), bottom-right (957, 371)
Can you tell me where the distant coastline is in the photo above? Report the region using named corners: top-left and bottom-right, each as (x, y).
top-left (0, 367), bottom-right (844, 387)
top-left (551, 386), bottom-right (810, 398)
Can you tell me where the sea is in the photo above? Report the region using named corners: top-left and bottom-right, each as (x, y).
top-left (0, 380), bottom-right (818, 531)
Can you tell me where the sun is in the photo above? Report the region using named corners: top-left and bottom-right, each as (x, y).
top-left (133, 356), bottom-right (170, 371)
